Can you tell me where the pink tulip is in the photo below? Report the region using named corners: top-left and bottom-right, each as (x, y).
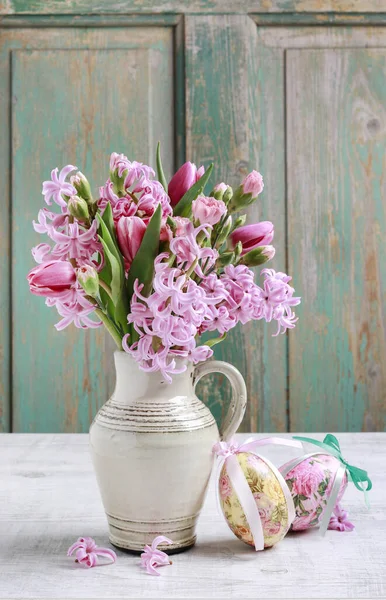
top-left (168, 162), bottom-right (204, 207)
top-left (27, 260), bottom-right (76, 298)
top-left (192, 195), bottom-right (227, 226)
top-left (242, 170), bottom-right (264, 197)
top-left (230, 221), bottom-right (274, 255)
top-left (116, 216), bottom-right (147, 265)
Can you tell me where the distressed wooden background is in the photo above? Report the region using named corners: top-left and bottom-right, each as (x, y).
top-left (0, 2), bottom-right (385, 433)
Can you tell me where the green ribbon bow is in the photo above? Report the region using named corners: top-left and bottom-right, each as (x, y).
top-left (293, 434), bottom-right (372, 494)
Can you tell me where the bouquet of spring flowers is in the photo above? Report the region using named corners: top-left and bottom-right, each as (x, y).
top-left (27, 145), bottom-right (300, 382)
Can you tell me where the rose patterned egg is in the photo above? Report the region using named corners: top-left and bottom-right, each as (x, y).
top-left (280, 453), bottom-right (348, 531)
top-left (219, 452), bottom-right (291, 548)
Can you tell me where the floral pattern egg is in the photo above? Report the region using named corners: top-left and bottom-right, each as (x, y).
top-left (219, 452), bottom-right (291, 548)
top-left (280, 453), bottom-right (348, 531)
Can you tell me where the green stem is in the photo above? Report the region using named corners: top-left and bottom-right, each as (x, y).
top-left (95, 309), bottom-right (123, 350)
top-left (99, 279), bottom-right (113, 300)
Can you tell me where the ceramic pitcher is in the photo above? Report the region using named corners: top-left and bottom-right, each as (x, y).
top-left (89, 351), bottom-right (247, 553)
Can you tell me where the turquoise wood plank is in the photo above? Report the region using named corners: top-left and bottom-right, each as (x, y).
top-left (0, 0), bottom-right (382, 15)
top-left (287, 48), bottom-right (386, 432)
top-left (185, 15), bottom-right (288, 433)
top-left (0, 33), bottom-right (11, 432)
top-left (9, 28), bottom-right (174, 432)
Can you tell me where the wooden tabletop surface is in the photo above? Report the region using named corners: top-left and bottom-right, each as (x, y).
top-left (1, 433), bottom-right (384, 599)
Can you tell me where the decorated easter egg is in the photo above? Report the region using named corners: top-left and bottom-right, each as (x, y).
top-left (219, 452), bottom-right (291, 548)
top-left (280, 453), bottom-right (348, 531)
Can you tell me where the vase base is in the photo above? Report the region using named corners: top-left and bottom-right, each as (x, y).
top-left (110, 538), bottom-right (196, 555)
top-left (106, 512), bottom-right (198, 553)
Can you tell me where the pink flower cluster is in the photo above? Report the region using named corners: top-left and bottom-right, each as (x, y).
top-left (29, 166), bottom-right (102, 330)
top-left (28, 150), bottom-right (301, 381)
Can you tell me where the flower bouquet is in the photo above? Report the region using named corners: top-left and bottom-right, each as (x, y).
top-left (27, 145), bottom-right (300, 383)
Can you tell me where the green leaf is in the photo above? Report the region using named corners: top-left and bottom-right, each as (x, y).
top-left (156, 142), bottom-right (168, 193)
top-left (99, 237), bottom-right (122, 305)
top-left (96, 213), bottom-right (130, 333)
top-left (173, 163), bottom-right (214, 217)
top-left (127, 203), bottom-right (162, 299)
top-left (205, 333), bottom-right (227, 348)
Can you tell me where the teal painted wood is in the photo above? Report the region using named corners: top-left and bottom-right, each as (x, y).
top-left (185, 15), bottom-right (288, 433)
top-left (0, 0), bottom-right (384, 15)
top-left (0, 32), bottom-right (11, 432)
top-left (287, 47), bottom-right (386, 432)
top-left (7, 27), bottom-right (174, 432)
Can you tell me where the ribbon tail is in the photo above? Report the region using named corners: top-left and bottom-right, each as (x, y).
top-left (226, 455), bottom-right (264, 551)
top-left (319, 464), bottom-right (346, 536)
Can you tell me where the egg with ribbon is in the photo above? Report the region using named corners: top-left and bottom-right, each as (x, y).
top-left (216, 439), bottom-right (299, 550)
top-left (280, 452), bottom-right (348, 532)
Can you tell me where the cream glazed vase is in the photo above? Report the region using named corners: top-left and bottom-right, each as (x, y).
top-left (89, 351), bottom-right (247, 553)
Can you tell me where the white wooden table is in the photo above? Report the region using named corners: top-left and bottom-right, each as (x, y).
top-left (1, 433), bottom-right (384, 599)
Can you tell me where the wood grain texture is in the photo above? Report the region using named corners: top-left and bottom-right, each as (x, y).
top-left (0, 432), bottom-right (384, 598)
top-left (286, 48), bottom-right (386, 432)
top-left (1, 0), bottom-right (385, 15)
top-left (185, 14), bottom-right (287, 433)
top-left (5, 27), bottom-right (174, 432)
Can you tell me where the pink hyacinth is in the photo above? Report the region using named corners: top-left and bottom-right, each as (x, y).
top-left (42, 165), bottom-right (77, 207)
top-left (192, 195), bottom-right (227, 226)
top-left (46, 284), bottom-right (101, 330)
top-left (242, 170), bottom-right (264, 197)
top-left (328, 504), bottom-right (355, 532)
top-left (140, 536), bottom-right (173, 576)
top-left (48, 219), bottom-right (100, 261)
top-left (258, 269), bottom-right (301, 335)
top-left (170, 222), bottom-right (218, 278)
top-left (67, 537), bottom-right (116, 568)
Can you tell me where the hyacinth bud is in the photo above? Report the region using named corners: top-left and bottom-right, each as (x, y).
top-left (211, 182), bottom-right (227, 200)
top-left (228, 171), bottom-right (264, 212)
top-left (232, 214), bottom-right (247, 231)
top-left (77, 265), bottom-right (99, 297)
top-left (234, 241), bottom-right (243, 261)
top-left (68, 195), bottom-right (90, 221)
top-left (216, 251), bottom-right (234, 268)
top-left (239, 245), bottom-right (275, 267)
top-left (223, 186), bottom-right (233, 205)
top-left (216, 216), bottom-right (232, 247)
top-left (70, 171), bottom-right (93, 202)
top-left (166, 216), bottom-right (177, 234)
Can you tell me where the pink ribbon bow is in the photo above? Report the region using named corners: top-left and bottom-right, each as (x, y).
top-left (213, 436), bottom-right (303, 551)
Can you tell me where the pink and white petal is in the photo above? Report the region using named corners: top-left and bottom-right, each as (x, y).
top-left (150, 536), bottom-right (173, 550)
top-left (94, 548), bottom-right (117, 563)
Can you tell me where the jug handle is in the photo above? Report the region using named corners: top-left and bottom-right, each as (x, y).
top-left (193, 360), bottom-right (247, 441)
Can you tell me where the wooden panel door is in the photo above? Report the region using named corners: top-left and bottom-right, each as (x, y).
top-left (253, 27), bottom-right (386, 432)
top-left (2, 27), bottom-right (174, 431)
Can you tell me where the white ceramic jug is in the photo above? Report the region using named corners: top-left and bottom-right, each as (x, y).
top-left (90, 351), bottom-right (247, 552)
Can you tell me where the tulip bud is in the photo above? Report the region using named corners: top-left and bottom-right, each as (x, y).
top-left (77, 265), bottom-right (99, 297)
top-left (70, 171), bottom-right (93, 202)
top-left (116, 216), bottom-right (147, 266)
top-left (168, 162), bottom-right (204, 207)
top-left (239, 245), bottom-right (275, 267)
top-left (216, 216), bottom-right (232, 247)
top-left (68, 195), bottom-right (90, 222)
top-left (27, 260), bottom-right (76, 298)
top-left (228, 171), bottom-right (264, 212)
top-left (216, 251), bottom-right (234, 268)
top-left (230, 221), bottom-right (274, 255)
